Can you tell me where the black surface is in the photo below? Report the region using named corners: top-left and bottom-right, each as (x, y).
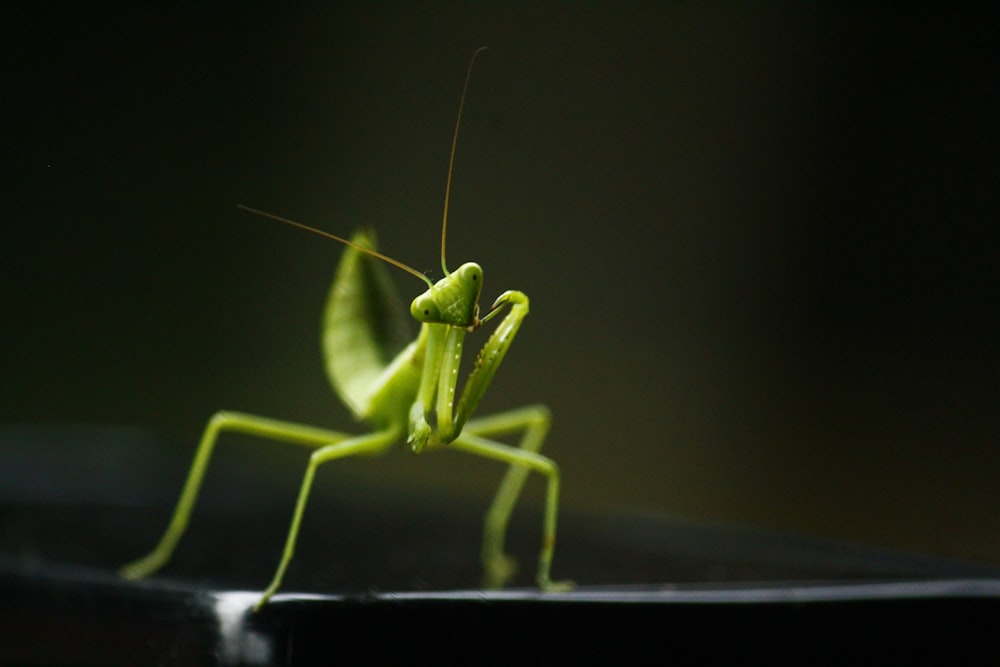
top-left (2, 427), bottom-right (999, 665)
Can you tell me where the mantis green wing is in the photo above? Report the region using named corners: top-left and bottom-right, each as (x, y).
top-left (323, 229), bottom-right (412, 419)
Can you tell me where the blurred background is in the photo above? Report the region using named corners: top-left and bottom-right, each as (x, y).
top-left (3, 5), bottom-right (998, 568)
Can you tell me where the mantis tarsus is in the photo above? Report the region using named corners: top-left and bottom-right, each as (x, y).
top-left (119, 48), bottom-right (571, 610)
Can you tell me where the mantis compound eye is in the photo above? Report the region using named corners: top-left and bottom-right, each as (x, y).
top-left (410, 294), bottom-right (440, 322)
top-left (458, 263), bottom-right (482, 284)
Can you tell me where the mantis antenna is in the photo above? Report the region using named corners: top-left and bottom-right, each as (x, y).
top-left (239, 45), bottom-right (488, 288)
top-left (440, 46), bottom-right (488, 277)
top-left (236, 204), bottom-right (434, 288)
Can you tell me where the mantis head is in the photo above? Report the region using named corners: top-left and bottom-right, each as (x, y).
top-left (410, 261), bottom-right (484, 331)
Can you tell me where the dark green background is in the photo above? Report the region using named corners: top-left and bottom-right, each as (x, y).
top-left (4, 5), bottom-right (998, 567)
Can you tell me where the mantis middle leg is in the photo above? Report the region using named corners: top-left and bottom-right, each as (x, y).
top-left (453, 404), bottom-right (572, 592)
top-left (253, 427), bottom-right (399, 609)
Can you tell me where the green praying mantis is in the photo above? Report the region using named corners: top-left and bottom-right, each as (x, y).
top-left (119, 48), bottom-right (571, 610)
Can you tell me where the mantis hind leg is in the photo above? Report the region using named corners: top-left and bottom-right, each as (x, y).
top-left (118, 411), bottom-right (376, 584)
top-left (453, 404), bottom-right (572, 591)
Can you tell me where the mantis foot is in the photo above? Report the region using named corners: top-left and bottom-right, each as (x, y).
top-left (119, 552), bottom-right (167, 581)
top-left (538, 576), bottom-right (575, 593)
top-left (482, 553), bottom-right (518, 589)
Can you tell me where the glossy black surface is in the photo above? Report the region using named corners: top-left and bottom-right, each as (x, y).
top-left (2, 428), bottom-right (999, 665)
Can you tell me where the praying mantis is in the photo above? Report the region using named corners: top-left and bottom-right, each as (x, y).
top-left (119, 48), bottom-right (571, 610)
